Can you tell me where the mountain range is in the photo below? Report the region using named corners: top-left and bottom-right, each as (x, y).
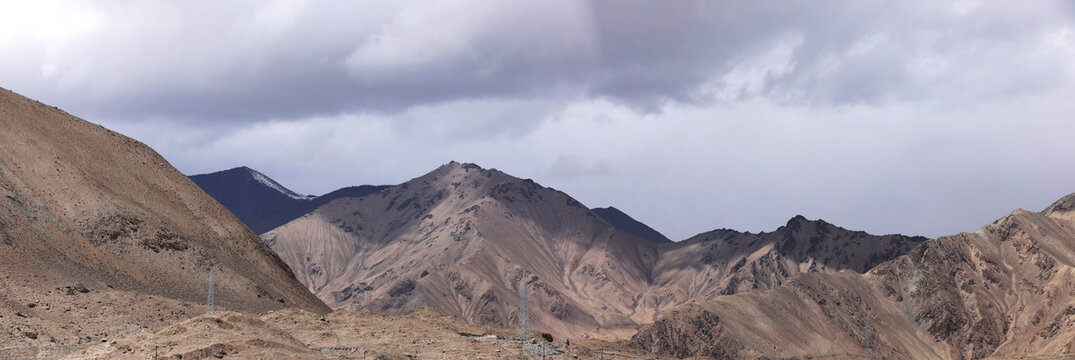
top-left (195, 162), bottom-right (926, 339)
top-left (6, 84), bottom-right (1074, 359)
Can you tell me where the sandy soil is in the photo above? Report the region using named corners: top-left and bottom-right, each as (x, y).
top-left (66, 307), bottom-right (661, 360)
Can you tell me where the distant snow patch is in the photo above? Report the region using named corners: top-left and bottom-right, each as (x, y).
top-left (248, 168), bottom-right (316, 200)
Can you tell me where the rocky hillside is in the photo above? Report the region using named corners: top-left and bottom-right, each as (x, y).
top-left (189, 166), bottom-right (388, 234)
top-left (262, 161), bottom-right (923, 340)
top-left (0, 87), bottom-right (327, 353)
top-left (639, 216), bottom-right (927, 316)
top-left (263, 162), bottom-right (660, 339)
top-left (633, 193), bottom-right (1075, 359)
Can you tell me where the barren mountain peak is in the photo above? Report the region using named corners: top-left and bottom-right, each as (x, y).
top-left (439, 160), bottom-right (485, 171)
top-left (779, 214), bottom-right (833, 232)
top-left (423, 161), bottom-right (501, 182)
top-left (263, 161), bottom-right (664, 339)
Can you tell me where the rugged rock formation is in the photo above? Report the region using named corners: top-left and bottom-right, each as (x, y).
top-left (634, 193), bottom-right (1075, 359)
top-left (640, 216), bottom-right (927, 316)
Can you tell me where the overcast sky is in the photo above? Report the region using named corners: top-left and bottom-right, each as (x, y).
top-left (3, 1), bottom-right (1074, 240)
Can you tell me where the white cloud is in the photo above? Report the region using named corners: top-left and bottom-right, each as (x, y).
top-left (700, 33), bottom-right (804, 102)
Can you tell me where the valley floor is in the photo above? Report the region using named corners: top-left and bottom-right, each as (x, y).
top-left (4, 298), bottom-right (657, 359)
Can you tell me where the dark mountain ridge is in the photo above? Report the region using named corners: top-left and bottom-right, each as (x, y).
top-left (188, 166), bottom-right (388, 233)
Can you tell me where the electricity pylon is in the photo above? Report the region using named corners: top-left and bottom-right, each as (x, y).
top-left (517, 280), bottom-right (529, 340)
top-left (207, 270), bottom-right (215, 313)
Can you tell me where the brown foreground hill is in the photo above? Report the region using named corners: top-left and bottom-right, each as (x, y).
top-left (0, 87), bottom-right (327, 357)
top-left (263, 161), bottom-right (925, 340)
top-left (633, 193), bottom-right (1075, 359)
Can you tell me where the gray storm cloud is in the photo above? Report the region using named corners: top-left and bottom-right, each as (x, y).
top-left (4, 1), bottom-right (1070, 120)
top-left (1, 0), bottom-right (1074, 240)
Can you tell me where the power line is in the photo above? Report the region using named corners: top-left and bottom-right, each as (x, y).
top-left (865, 309), bottom-right (873, 360)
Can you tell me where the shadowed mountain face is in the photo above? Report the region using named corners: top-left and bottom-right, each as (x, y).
top-left (260, 161), bottom-right (924, 339)
top-left (189, 167), bottom-right (388, 234)
top-left (591, 206), bottom-right (671, 244)
top-left (0, 87), bottom-right (328, 350)
top-left (634, 194), bottom-right (1075, 359)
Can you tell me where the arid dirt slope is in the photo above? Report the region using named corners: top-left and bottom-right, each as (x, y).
top-left (67, 307), bottom-right (658, 360)
top-left (264, 162), bottom-right (923, 340)
top-left (0, 88), bottom-right (327, 355)
top-left (633, 193), bottom-right (1075, 359)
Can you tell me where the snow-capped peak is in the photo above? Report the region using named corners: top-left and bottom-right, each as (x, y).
top-left (247, 168), bottom-right (316, 200)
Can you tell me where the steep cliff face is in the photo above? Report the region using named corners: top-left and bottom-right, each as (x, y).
top-left (634, 194), bottom-right (1075, 359)
top-left (0, 87), bottom-right (327, 350)
top-left (264, 162), bottom-right (658, 339)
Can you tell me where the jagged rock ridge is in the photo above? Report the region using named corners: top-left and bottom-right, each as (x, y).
top-left (633, 193), bottom-right (1075, 359)
top-left (637, 215), bottom-right (927, 316)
